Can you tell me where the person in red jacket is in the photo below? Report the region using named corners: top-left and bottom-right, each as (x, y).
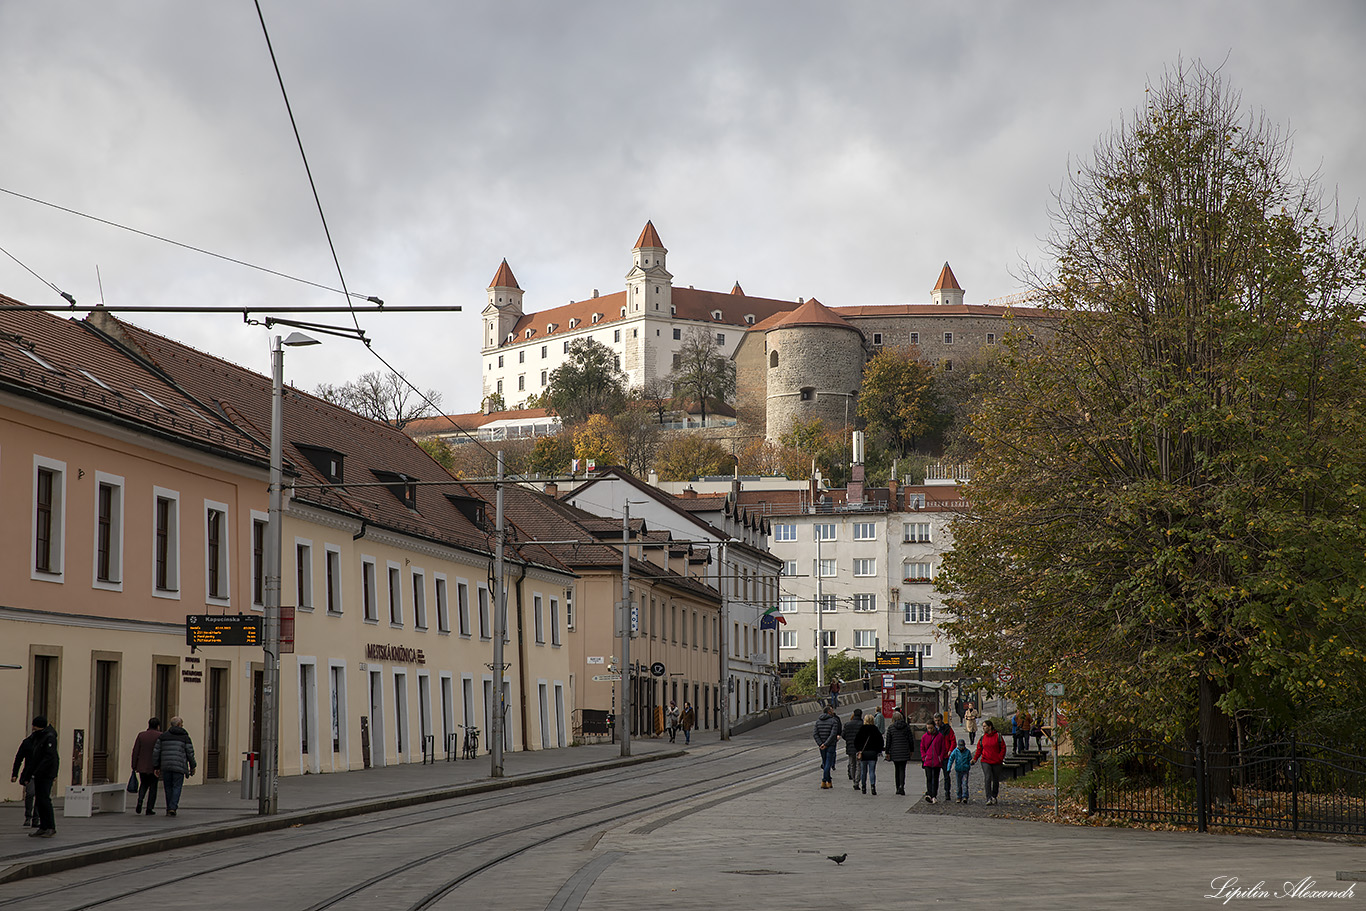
top-left (973, 719), bottom-right (1007, 805)
top-left (919, 723), bottom-right (943, 803)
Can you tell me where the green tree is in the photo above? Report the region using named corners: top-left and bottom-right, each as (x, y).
top-left (668, 327), bottom-right (736, 425)
top-left (526, 434), bottom-right (575, 478)
top-left (939, 64), bottom-right (1366, 762)
top-left (855, 346), bottom-right (944, 458)
top-left (417, 437), bottom-right (457, 474)
top-left (655, 435), bottom-right (733, 481)
top-left (546, 338), bottom-right (627, 425)
top-left (786, 651), bottom-right (866, 697)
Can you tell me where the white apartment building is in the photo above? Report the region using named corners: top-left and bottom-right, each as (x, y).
top-left (480, 222), bottom-right (802, 407)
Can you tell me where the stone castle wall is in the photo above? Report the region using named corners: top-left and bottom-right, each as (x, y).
top-left (764, 322), bottom-right (865, 442)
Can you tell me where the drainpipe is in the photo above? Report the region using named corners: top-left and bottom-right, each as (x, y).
top-left (514, 559), bottom-right (530, 750)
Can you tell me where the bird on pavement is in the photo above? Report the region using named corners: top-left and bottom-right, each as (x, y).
top-left (827, 854), bottom-right (847, 865)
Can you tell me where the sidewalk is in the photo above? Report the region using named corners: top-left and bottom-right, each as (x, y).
top-left (1, 735), bottom-right (685, 885)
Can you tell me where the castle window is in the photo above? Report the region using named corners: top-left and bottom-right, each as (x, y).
top-left (591, 314), bottom-right (601, 324)
top-left (872, 333), bottom-right (883, 346)
top-left (525, 329), bottom-right (533, 339)
top-left (986, 333), bottom-right (996, 345)
top-left (540, 370), bottom-right (547, 385)
top-left (716, 333), bottom-right (725, 346)
top-left (944, 360), bottom-right (953, 371)
top-left (800, 387), bottom-right (815, 402)
top-left (943, 332), bottom-right (953, 345)
top-left (614, 329), bottom-right (621, 343)
top-left (518, 375), bottom-right (525, 391)
top-left (745, 314), bottom-right (755, 325)
top-left (673, 328), bottom-right (681, 340)
top-left (541, 345), bottom-right (547, 358)
top-left (563, 341), bottom-right (570, 353)
top-left (910, 332), bottom-right (919, 345)
top-left (621, 307), bottom-right (627, 316)
top-left (519, 350), bottom-right (525, 363)
top-left (711, 310), bottom-right (722, 320)
top-left (569, 318), bottom-right (579, 329)
top-left (498, 355), bottom-right (504, 368)
top-left (769, 351), bottom-right (779, 368)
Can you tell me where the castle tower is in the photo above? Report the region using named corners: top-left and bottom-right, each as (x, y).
top-left (763, 297), bottom-right (866, 443)
top-left (624, 221), bottom-right (673, 316)
top-left (930, 262), bottom-right (965, 307)
top-left (482, 259), bottom-right (524, 353)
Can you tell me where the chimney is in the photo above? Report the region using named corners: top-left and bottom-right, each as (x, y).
top-left (543, 481), bottom-right (558, 497)
top-left (592, 289), bottom-right (599, 298)
top-left (679, 486), bottom-right (697, 499)
top-left (648, 469), bottom-right (659, 486)
top-left (848, 430), bottom-right (865, 505)
top-left (888, 477), bottom-right (899, 512)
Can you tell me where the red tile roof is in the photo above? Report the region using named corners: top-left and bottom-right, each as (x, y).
top-left (634, 220), bottom-right (665, 250)
top-left (933, 262), bottom-right (962, 292)
top-left (489, 259), bottom-right (521, 290)
top-left (403, 407), bottom-right (553, 437)
top-left (772, 297), bottom-right (859, 332)
top-left (731, 282), bottom-right (745, 296)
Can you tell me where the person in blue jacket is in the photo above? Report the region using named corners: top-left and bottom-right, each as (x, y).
top-left (947, 738), bottom-right (974, 803)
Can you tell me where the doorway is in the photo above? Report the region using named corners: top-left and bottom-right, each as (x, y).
top-left (368, 670), bottom-right (386, 767)
top-left (205, 666), bottom-right (229, 779)
top-left (90, 658), bottom-right (119, 783)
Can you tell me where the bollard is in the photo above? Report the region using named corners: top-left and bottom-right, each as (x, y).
top-left (240, 752), bottom-right (258, 800)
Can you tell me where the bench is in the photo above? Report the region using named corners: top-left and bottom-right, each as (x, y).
top-left (63, 782), bottom-right (128, 817)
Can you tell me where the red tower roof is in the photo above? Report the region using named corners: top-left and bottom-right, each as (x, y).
top-left (634, 220), bottom-right (665, 250)
top-left (933, 262), bottom-right (962, 292)
top-left (489, 259), bottom-right (521, 290)
top-left (773, 297), bottom-right (856, 331)
top-left (731, 282), bottom-right (745, 296)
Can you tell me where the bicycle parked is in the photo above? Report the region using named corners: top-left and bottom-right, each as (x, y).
top-left (460, 724), bottom-right (480, 760)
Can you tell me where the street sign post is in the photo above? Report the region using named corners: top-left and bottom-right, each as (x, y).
top-left (592, 674), bottom-right (622, 682)
top-left (1045, 682), bottom-right (1065, 815)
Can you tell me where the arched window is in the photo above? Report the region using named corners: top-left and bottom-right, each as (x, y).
top-left (769, 350), bottom-right (779, 368)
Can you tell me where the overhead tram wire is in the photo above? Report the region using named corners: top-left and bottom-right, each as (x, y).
top-left (0, 239), bottom-right (76, 306)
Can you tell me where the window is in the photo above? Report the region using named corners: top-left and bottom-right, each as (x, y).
top-left (944, 360), bottom-right (953, 372)
top-left (672, 353), bottom-right (681, 368)
top-left (910, 643), bottom-right (934, 659)
top-left (817, 629), bottom-right (836, 648)
top-left (987, 332), bottom-right (996, 345)
top-left (534, 595), bottom-right (545, 644)
top-left (819, 594), bottom-right (836, 612)
top-left (478, 586), bottom-right (491, 639)
top-left (33, 460), bottom-right (65, 578)
top-left (456, 580), bottom-right (470, 635)
top-left (715, 333), bottom-right (725, 346)
top-left (943, 332), bottom-right (953, 345)
top-left (540, 370), bottom-right (547, 386)
top-left (909, 332), bottom-right (919, 345)
top-left (853, 558), bottom-right (876, 577)
top-left (496, 379), bottom-right (503, 395)
top-left (673, 328), bottom-right (681, 340)
top-left (563, 340), bottom-right (570, 352)
top-left (204, 504), bottom-right (229, 601)
top-left (518, 375), bottom-right (525, 391)
top-left (550, 597), bottom-right (561, 646)
top-left (325, 546), bottom-right (342, 613)
top-left (93, 474), bottom-right (124, 588)
top-left (814, 523), bottom-right (836, 541)
top-left (779, 594), bottom-right (797, 613)
top-left (872, 332), bottom-right (883, 346)
top-left (541, 345), bottom-right (547, 358)
top-left (905, 522), bottom-right (932, 543)
top-left (362, 558), bottom-right (378, 621)
top-left (388, 563), bottom-right (403, 625)
top-left (251, 517), bottom-right (267, 606)
top-left (907, 493), bottom-right (926, 509)
top-left (436, 575), bottom-right (451, 632)
top-left (904, 562), bottom-right (933, 583)
top-left (614, 329), bottom-right (621, 343)
top-left (783, 559), bottom-right (798, 577)
top-left (497, 355), bottom-right (504, 368)
top-left (566, 590), bottom-right (575, 629)
top-left (518, 350), bottom-right (525, 363)
top-left (852, 593), bottom-right (877, 612)
top-left (781, 630), bottom-right (797, 649)
top-left (903, 602), bottom-right (933, 623)
top-left (854, 630), bottom-right (876, 648)
top-left (853, 522), bottom-right (876, 541)
top-left (773, 524), bottom-right (797, 542)
top-left (153, 488), bottom-right (181, 595)
top-left (412, 570), bottom-right (427, 629)
top-left (815, 559), bottom-right (836, 578)
top-left (296, 541), bottom-right (313, 610)
top-left (769, 350), bottom-right (779, 368)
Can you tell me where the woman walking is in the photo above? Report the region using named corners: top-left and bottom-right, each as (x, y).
top-left (883, 711), bottom-right (914, 796)
top-left (920, 722), bottom-right (943, 803)
top-left (973, 719), bottom-right (1007, 805)
top-left (853, 713), bottom-right (884, 795)
top-left (964, 703), bottom-right (979, 745)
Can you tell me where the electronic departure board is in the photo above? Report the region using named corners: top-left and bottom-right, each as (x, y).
top-left (875, 651), bottom-right (918, 669)
top-left (186, 614), bottom-right (262, 647)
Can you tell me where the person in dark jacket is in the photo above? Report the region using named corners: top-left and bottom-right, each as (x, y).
top-left (841, 709), bottom-right (864, 787)
top-left (812, 704), bottom-right (841, 788)
top-left (853, 714), bottom-right (884, 795)
top-left (938, 714), bottom-right (956, 802)
top-left (130, 718), bottom-right (162, 815)
top-left (883, 711), bottom-right (915, 796)
top-left (152, 716), bottom-right (196, 816)
top-left (10, 726), bottom-right (41, 828)
top-left (27, 717), bottom-right (59, 838)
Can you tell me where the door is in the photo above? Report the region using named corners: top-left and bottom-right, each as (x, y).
top-left (251, 669), bottom-right (264, 754)
top-left (90, 659), bottom-right (119, 783)
top-left (205, 667), bottom-right (229, 779)
top-left (368, 670), bottom-right (386, 766)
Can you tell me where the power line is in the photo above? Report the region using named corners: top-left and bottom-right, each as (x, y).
top-left (0, 238), bottom-right (76, 306)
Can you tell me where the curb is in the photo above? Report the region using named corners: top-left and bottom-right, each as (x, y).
top-left (0, 750), bottom-right (683, 886)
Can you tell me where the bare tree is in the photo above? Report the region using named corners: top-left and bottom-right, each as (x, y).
top-left (315, 370), bottom-right (442, 429)
top-left (668, 327), bottom-right (735, 425)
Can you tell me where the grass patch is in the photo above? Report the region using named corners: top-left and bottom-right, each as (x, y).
top-left (1011, 754), bottom-right (1084, 791)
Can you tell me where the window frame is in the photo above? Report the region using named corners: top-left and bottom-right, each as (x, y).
top-left (92, 471), bottom-right (125, 591)
top-left (295, 538), bottom-right (314, 611)
top-left (249, 510), bottom-right (268, 607)
top-left (205, 500), bottom-right (232, 605)
top-left (152, 487), bottom-right (183, 598)
top-left (436, 574), bottom-right (451, 633)
top-left (387, 561), bottom-right (404, 627)
top-left (324, 544), bottom-right (343, 615)
top-left (853, 557), bottom-right (876, 577)
top-left (411, 568), bottom-right (427, 630)
top-left (361, 556), bottom-right (379, 623)
top-left (33, 457), bottom-right (66, 581)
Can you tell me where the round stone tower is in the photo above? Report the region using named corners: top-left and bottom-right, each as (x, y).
top-left (764, 297), bottom-right (865, 443)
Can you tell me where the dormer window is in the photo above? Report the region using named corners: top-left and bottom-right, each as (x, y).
top-left (591, 313), bottom-right (602, 324)
top-left (445, 494), bottom-right (487, 528)
top-left (372, 470), bottom-right (417, 509)
top-left (711, 310), bottom-right (722, 320)
top-left (621, 307), bottom-right (627, 317)
top-left (745, 314), bottom-right (755, 325)
top-left (525, 329), bottom-right (534, 339)
top-left (547, 323), bottom-right (557, 333)
top-left (568, 318), bottom-right (579, 329)
top-left (505, 333), bottom-right (515, 343)
top-left (295, 443), bottom-right (345, 483)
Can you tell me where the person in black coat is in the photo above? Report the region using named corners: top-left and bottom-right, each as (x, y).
top-left (841, 709), bottom-right (864, 787)
top-left (883, 711), bottom-right (916, 796)
top-left (853, 715), bottom-right (885, 795)
top-left (26, 717), bottom-right (59, 838)
top-left (10, 727), bottom-right (40, 828)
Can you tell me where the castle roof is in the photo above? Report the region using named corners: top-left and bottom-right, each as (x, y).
top-left (933, 262), bottom-right (962, 292)
top-left (731, 282), bottom-right (745, 295)
top-left (770, 297), bottom-right (858, 331)
top-left (489, 258), bottom-right (521, 290)
top-left (634, 220), bottom-right (665, 250)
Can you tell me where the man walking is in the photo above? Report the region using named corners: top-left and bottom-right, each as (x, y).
top-left (152, 716), bottom-right (196, 817)
top-left (680, 701), bottom-right (695, 745)
top-left (130, 717), bottom-right (161, 815)
top-left (841, 708), bottom-right (864, 788)
top-left (10, 723), bottom-right (40, 829)
top-left (27, 717), bottom-right (59, 838)
top-left (813, 704), bottom-right (841, 789)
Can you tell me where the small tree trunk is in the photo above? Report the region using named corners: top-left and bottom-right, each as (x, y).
top-left (1199, 674), bottom-right (1232, 804)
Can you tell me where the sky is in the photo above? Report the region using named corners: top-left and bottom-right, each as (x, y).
top-left (2, 2), bottom-right (1363, 416)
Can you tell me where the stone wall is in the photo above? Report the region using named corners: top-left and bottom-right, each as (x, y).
top-left (764, 322), bottom-right (865, 442)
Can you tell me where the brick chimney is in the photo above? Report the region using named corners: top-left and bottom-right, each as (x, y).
top-left (679, 486), bottom-right (697, 499)
top-left (543, 481), bottom-right (558, 497)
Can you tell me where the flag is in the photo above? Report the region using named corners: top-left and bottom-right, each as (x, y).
top-left (760, 605), bottom-right (787, 629)
top-left (571, 458), bottom-right (580, 473)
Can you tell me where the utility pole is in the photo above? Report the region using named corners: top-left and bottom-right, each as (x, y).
top-left (620, 501), bottom-right (632, 757)
top-left (718, 541), bottom-right (730, 741)
top-left (815, 530), bottom-right (825, 690)
top-left (491, 450), bottom-right (506, 778)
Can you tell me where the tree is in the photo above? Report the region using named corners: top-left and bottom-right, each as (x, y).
top-left (855, 346), bottom-right (945, 458)
top-left (526, 434), bottom-right (575, 478)
top-left (417, 437), bottom-right (457, 474)
top-left (786, 651), bottom-right (866, 697)
top-left (655, 435), bottom-right (733, 481)
top-left (613, 399), bottom-right (665, 477)
top-left (640, 378), bottom-right (674, 426)
top-left (573, 413), bottom-right (624, 466)
top-left (315, 370), bottom-right (441, 429)
top-left (939, 63), bottom-right (1366, 762)
top-left (668, 327), bottom-right (736, 425)
top-left (737, 437), bottom-right (785, 476)
top-left (546, 338), bottom-right (627, 425)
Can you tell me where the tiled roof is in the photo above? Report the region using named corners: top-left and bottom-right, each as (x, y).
top-left (634, 220), bottom-right (665, 250)
top-left (772, 297), bottom-right (859, 332)
top-left (933, 262), bottom-right (962, 292)
top-left (731, 282), bottom-right (744, 296)
top-left (403, 407), bottom-right (553, 437)
top-left (831, 303), bottom-right (1053, 319)
top-left (489, 259), bottom-right (521, 290)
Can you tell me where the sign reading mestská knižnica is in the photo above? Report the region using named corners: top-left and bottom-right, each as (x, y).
top-left (364, 643), bottom-right (426, 665)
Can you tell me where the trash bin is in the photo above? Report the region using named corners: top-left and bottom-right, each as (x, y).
top-left (241, 752), bottom-right (258, 800)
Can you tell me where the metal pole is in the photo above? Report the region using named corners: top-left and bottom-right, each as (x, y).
top-left (815, 532), bottom-right (825, 690)
top-left (718, 542), bottom-right (730, 741)
top-left (620, 502), bottom-right (632, 757)
top-left (260, 336), bottom-right (284, 815)
top-left (491, 451), bottom-right (506, 778)
top-left (1053, 694), bottom-right (1059, 817)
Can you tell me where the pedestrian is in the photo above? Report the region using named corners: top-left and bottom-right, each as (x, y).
top-left (828, 677), bottom-right (841, 708)
top-left (666, 701), bottom-right (680, 743)
top-left (938, 713), bottom-right (956, 802)
top-left (813, 704), bottom-right (841, 789)
top-left (1033, 714), bottom-right (1046, 751)
top-left (964, 703), bottom-right (979, 745)
top-left (973, 719), bottom-right (1007, 805)
top-left (680, 701), bottom-right (695, 745)
top-left (920, 722), bottom-right (943, 803)
top-left (1010, 711), bottom-right (1021, 755)
top-left (1018, 709), bottom-right (1033, 753)
top-left (152, 715), bottom-right (196, 817)
top-left (841, 708), bottom-right (864, 787)
top-left (947, 738), bottom-right (973, 802)
top-left (854, 713), bottom-right (884, 795)
top-left (130, 717), bottom-right (161, 815)
top-left (26, 716), bottom-right (59, 838)
top-left (883, 710), bottom-right (914, 796)
top-left (10, 724), bottom-right (40, 829)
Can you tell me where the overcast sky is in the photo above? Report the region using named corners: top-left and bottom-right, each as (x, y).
top-left (3, 2), bottom-right (1363, 415)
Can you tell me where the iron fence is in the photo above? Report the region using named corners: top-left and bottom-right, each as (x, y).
top-left (1086, 735), bottom-right (1366, 836)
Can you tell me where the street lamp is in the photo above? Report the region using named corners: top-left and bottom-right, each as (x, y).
top-left (261, 331), bottom-right (320, 815)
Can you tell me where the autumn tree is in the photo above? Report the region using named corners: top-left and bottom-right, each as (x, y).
top-left (573, 413), bottom-right (624, 466)
top-left (655, 435), bottom-right (733, 481)
top-left (737, 437), bottom-right (785, 476)
top-left (855, 346), bottom-right (945, 458)
top-left (546, 338), bottom-right (627, 425)
top-left (315, 370), bottom-right (441, 429)
top-left (668, 327), bottom-right (735, 425)
top-left (526, 434), bottom-right (575, 478)
top-left (939, 63), bottom-right (1366, 759)
top-left (613, 398), bottom-right (665, 477)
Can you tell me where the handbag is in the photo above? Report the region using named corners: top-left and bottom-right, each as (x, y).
top-left (127, 771), bottom-right (139, 794)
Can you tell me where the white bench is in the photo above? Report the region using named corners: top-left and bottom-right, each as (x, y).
top-left (63, 782), bottom-right (128, 817)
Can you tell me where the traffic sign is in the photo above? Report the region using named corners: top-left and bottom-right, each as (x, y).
top-left (592, 674), bottom-right (622, 682)
top-left (186, 614), bottom-right (262, 647)
top-left (649, 662), bottom-right (666, 677)
top-left (1045, 682), bottom-right (1065, 697)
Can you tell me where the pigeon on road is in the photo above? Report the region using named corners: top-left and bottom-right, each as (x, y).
top-left (827, 854), bottom-right (847, 865)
